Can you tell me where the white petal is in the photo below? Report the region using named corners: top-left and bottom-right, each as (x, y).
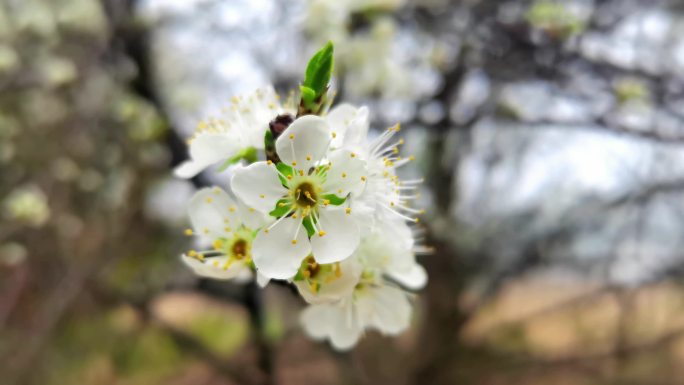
top-left (252, 217), bottom-right (311, 279)
top-left (324, 149), bottom-right (368, 197)
top-left (300, 302), bottom-right (362, 351)
top-left (359, 285), bottom-right (412, 335)
top-left (235, 195), bottom-right (270, 230)
top-left (275, 115), bottom-right (330, 171)
top-left (188, 187), bottom-right (240, 241)
top-left (300, 303), bottom-right (337, 340)
top-left (387, 263), bottom-right (427, 290)
top-left (310, 208), bottom-right (360, 264)
top-left (231, 162), bottom-right (286, 214)
top-left (181, 255), bottom-right (246, 280)
top-left (175, 133), bottom-right (241, 178)
top-left (174, 160), bottom-right (206, 179)
top-left (326, 104), bottom-right (368, 149)
top-left (256, 271), bottom-right (271, 288)
top-left (342, 106), bottom-right (369, 148)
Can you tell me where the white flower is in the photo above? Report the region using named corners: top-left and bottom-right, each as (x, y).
top-left (300, 280), bottom-right (412, 351)
top-left (181, 187), bottom-right (266, 282)
top-left (328, 104), bottom-right (423, 228)
top-left (231, 115), bottom-right (368, 280)
top-left (299, 220), bottom-right (425, 350)
top-left (174, 86), bottom-right (293, 178)
top-left (356, 221), bottom-right (427, 290)
top-left (293, 256), bottom-right (363, 304)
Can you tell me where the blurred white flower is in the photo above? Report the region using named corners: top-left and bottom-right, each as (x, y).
top-left (175, 86), bottom-right (293, 178)
top-left (181, 187), bottom-right (266, 281)
top-left (300, 279), bottom-right (412, 350)
top-left (231, 115), bottom-right (368, 279)
top-left (4, 185), bottom-right (50, 227)
top-left (294, 256), bottom-right (363, 304)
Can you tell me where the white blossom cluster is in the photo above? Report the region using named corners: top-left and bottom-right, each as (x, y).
top-left (175, 86), bottom-right (428, 350)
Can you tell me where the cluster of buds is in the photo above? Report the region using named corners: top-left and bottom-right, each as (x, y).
top-left (175, 43), bottom-right (428, 350)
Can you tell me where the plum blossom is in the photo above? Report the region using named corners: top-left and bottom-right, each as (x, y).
top-left (299, 222), bottom-right (426, 350)
top-left (181, 187), bottom-right (266, 281)
top-left (300, 278), bottom-right (413, 350)
top-left (175, 86), bottom-right (293, 178)
top-left (231, 115), bottom-right (368, 279)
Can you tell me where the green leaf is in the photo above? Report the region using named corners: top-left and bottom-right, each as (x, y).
top-left (322, 194), bottom-right (346, 206)
top-left (302, 41), bottom-right (334, 100)
top-left (269, 199), bottom-right (292, 218)
top-left (302, 216), bottom-right (316, 237)
top-left (217, 147), bottom-right (258, 171)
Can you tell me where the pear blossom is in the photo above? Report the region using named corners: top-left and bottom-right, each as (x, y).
top-left (181, 187), bottom-right (266, 282)
top-left (175, 86), bottom-right (293, 178)
top-left (231, 115), bottom-right (368, 279)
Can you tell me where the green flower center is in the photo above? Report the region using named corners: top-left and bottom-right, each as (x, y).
top-left (294, 182), bottom-right (318, 208)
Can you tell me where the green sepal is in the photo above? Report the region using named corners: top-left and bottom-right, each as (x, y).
top-left (293, 269), bottom-right (306, 281)
top-left (299, 85), bottom-right (316, 109)
top-left (276, 162), bottom-right (294, 186)
top-left (217, 147), bottom-right (258, 171)
top-left (269, 199), bottom-right (292, 218)
top-left (322, 194), bottom-right (346, 206)
top-left (302, 216), bottom-right (316, 237)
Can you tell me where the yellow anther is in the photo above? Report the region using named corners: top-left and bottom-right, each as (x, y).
top-left (392, 147), bottom-right (399, 154)
top-left (390, 202), bottom-right (395, 207)
top-left (260, 194), bottom-right (265, 198)
top-left (318, 230), bottom-right (326, 237)
top-left (338, 189), bottom-right (342, 194)
top-left (302, 270), bottom-right (311, 278)
top-left (212, 239), bottom-right (223, 250)
top-left (299, 170), bottom-right (304, 176)
top-left (249, 208), bottom-right (255, 212)
top-left (212, 260), bottom-right (220, 267)
top-left (203, 228), bottom-right (210, 234)
top-left (291, 239), bottom-right (298, 245)
top-left (267, 160), bottom-right (273, 165)
top-left (292, 213), bottom-right (298, 219)
top-left (229, 206), bottom-right (236, 213)
top-left (409, 155), bottom-right (416, 161)
top-left (332, 132), bottom-right (337, 138)
top-left (188, 250), bottom-right (197, 257)
top-left (306, 155), bottom-right (312, 161)
top-left (345, 208), bottom-right (351, 214)
top-left (264, 229), bottom-right (269, 233)
top-left (361, 176), bottom-right (366, 182)
top-left (335, 262), bottom-right (341, 277)
top-left (184, 228), bottom-right (193, 236)
top-left (323, 199), bottom-right (330, 206)
top-left (292, 161), bottom-right (297, 166)
top-left (287, 174), bottom-right (293, 180)
top-left (206, 197), bottom-right (213, 203)
top-left (399, 138), bottom-right (405, 145)
top-left (289, 134), bottom-right (295, 139)
top-left (341, 172), bottom-right (347, 178)
top-left (350, 153), bottom-right (356, 158)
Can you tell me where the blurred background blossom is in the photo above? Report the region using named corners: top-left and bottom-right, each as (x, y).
top-left (4, 0), bottom-right (684, 384)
